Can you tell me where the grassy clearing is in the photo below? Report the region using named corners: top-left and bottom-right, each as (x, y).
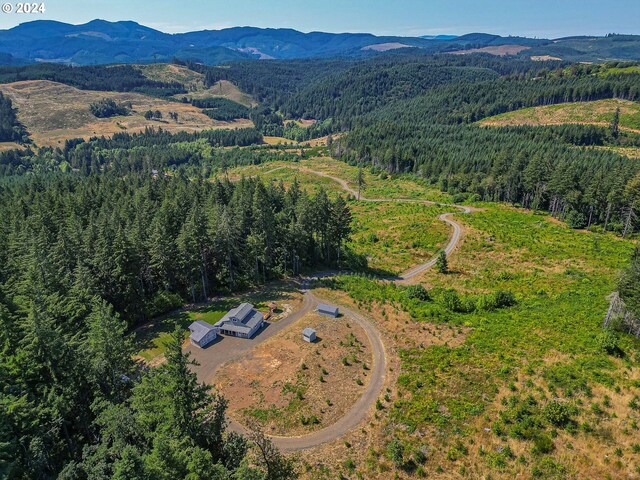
top-left (136, 64), bottom-right (257, 107)
top-left (480, 98), bottom-right (640, 132)
top-left (223, 161), bottom-right (345, 196)
top-left (134, 303), bottom-right (230, 363)
top-left (320, 204), bottom-right (640, 478)
top-left (0, 80), bottom-right (252, 146)
top-left (304, 157), bottom-right (453, 203)
top-left (135, 63), bottom-right (204, 91)
top-left (349, 202), bottom-right (450, 275)
top-left (590, 145), bottom-right (640, 159)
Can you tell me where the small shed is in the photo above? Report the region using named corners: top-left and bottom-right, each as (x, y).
top-left (317, 303), bottom-right (339, 318)
top-left (189, 320), bottom-right (218, 348)
top-left (302, 327), bottom-right (317, 343)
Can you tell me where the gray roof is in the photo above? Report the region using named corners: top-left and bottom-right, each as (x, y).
top-left (214, 303), bottom-right (264, 334)
top-left (189, 320), bottom-right (216, 342)
top-left (318, 304), bottom-right (339, 314)
top-left (303, 327), bottom-right (316, 337)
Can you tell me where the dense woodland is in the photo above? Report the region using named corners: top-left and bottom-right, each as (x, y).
top-left (0, 171), bottom-right (354, 477)
top-left (0, 92), bottom-right (26, 142)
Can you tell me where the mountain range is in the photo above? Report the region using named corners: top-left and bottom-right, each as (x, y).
top-left (0, 19), bottom-right (638, 65)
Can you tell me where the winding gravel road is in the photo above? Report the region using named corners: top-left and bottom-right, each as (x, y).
top-left (192, 165), bottom-right (470, 451)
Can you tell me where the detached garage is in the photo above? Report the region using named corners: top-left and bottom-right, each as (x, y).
top-left (188, 320), bottom-right (218, 348)
top-left (317, 304), bottom-right (339, 317)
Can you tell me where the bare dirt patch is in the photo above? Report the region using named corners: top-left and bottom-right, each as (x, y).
top-left (0, 80), bottom-right (252, 146)
top-left (451, 45), bottom-right (530, 56)
top-left (531, 54), bottom-right (562, 61)
top-left (214, 311), bottom-right (373, 436)
top-left (362, 43), bottom-right (413, 52)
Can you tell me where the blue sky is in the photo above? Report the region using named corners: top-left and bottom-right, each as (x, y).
top-left (1, 0), bottom-right (639, 38)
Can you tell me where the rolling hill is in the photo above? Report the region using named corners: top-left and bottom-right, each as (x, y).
top-left (0, 19), bottom-right (637, 66)
top-left (479, 98), bottom-right (640, 132)
top-left (0, 79), bottom-right (252, 146)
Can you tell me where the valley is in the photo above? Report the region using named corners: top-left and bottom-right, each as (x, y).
top-left (1, 14), bottom-right (640, 480)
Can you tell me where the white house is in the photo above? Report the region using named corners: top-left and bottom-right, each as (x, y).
top-left (214, 303), bottom-right (265, 338)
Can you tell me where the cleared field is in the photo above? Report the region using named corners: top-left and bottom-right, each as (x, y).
top-left (186, 80), bottom-right (257, 107)
top-left (480, 98), bottom-right (640, 132)
top-left (215, 311), bottom-right (372, 435)
top-left (135, 63), bottom-right (205, 91)
top-left (349, 202), bottom-right (451, 275)
top-left (452, 45), bottom-right (530, 56)
top-left (325, 203), bottom-right (639, 479)
top-left (590, 145), bottom-right (640, 159)
top-left (137, 63), bottom-right (257, 107)
top-left (300, 157), bottom-right (452, 203)
top-left (0, 80), bottom-right (253, 146)
top-left (0, 141), bottom-right (24, 151)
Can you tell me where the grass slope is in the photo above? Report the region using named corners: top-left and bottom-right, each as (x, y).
top-left (480, 98), bottom-right (640, 132)
top-left (0, 79), bottom-right (252, 146)
top-left (326, 204), bottom-right (639, 479)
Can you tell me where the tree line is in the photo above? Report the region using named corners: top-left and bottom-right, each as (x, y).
top-left (0, 172), bottom-right (354, 325)
top-left (0, 92), bottom-right (27, 142)
top-left (337, 123), bottom-right (640, 234)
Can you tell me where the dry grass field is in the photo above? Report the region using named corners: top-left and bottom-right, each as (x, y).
top-left (451, 45), bottom-right (531, 56)
top-left (137, 63), bottom-right (257, 107)
top-left (0, 80), bottom-right (253, 146)
top-left (480, 98), bottom-right (640, 132)
top-left (214, 311), bottom-right (373, 436)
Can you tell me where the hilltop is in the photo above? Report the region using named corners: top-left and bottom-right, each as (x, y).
top-left (0, 20), bottom-right (638, 65)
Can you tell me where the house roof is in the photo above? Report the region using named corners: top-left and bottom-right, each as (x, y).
top-left (215, 303), bottom-right (264, 334)
top-left (303, 327), bottom-right (316, 337)
top-left (189, 320), bottom-right (216, 342)
top-left (318, 303), bottom-right (339, 314)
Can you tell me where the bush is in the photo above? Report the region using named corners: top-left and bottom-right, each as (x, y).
top-left (405, 284), bottom-right (430, 301)
top-left (543, 401), bottom-right (573, 427)
top-left (532, 434), bottom-right (554, 454)
top-left (493, 290), bottom-right (517, 308)
top-left (387, 439), bottom-right (404, 466)
top-left (596, 329), bottom-right (621, 356)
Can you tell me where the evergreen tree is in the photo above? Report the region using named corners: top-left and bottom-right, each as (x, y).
top-left (436, 250), bottom-right (448, 274)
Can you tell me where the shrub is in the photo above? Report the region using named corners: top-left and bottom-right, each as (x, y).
top-left (405, 284), bottom-right (430, 301)
top-left (532, 434), bottom-right (554, 455)
top-left (443, 289), bottom-right (463, 312)
top-left (493, 290), bottom-right (517, 308)
top-left (387, 439), bottom-right (404, 466)
top-left (544, 400), bottom-right (573, 427)
top-left (596, 329), bottom-right (621, 356)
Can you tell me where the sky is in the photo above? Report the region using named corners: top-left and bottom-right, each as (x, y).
top-left (0, 0), bottom-right (638, 38)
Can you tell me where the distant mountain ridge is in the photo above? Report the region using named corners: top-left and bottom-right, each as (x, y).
top-left (0, 20), bottom-right (638, 65)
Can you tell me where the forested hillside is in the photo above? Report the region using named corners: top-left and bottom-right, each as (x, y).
top-left (0, 92), bottom-right (26, 142)
top-left (0, 171), bottom-right (353, 476)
